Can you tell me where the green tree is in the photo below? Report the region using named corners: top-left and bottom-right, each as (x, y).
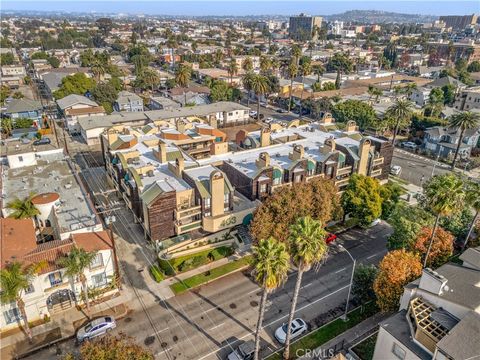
top-left (464, 182), bottom-right (480, 248)
top-left (423, 174), bottom-right (464, 268)
top-left (175, 63), bottom-right (192, 104)
top-left (92, 82), bottom-right (118, 114)
top-left (427, 87), bottom-right (445, 117)
top-left (467, 60), bottom-right (480, 73)
top-left (251, 238), bottom-right (290, 360)
top-left (287, 61), bottom-right (298, 112)
top-left (227, 58), bottom-right (238, 85)
top-left (0, 52), bottom-right (15, 65)
top-left (341, 174), bottom-right (382, 227)
top-left (332, 100), bottom-right (377, 130)
top-left (330, 53), bottom-right (353, 89)
top-left (209, 80), bottom-right (231, 102)
top-left (250, 74), bottom-right (270, 120)
top-left (30, 51), bottom-right (49, 60)
top-left (7, 192), bottom-right (40, 219)
top-left (379, 182), bottom-right (402, 219)
top-left (134, 68), bottom-right (160, 92)
top-left (385, 99), bottom-right (414, 145)
top-left (259, 55), bottom-right (271, 75)
top-left (352, 264), bottom-right (378, 311)
top-left (441, 84), bottom-right (456, 106)
top-left (56, 247), bottom-right (99, 315)
top-left (47, 56), bottom-right (60, 68)
top-left (12, 91), bottom-right (24, 99)
top-left (242, 71), bottom-right (255, 107)
top-left (448, 112), bottom-right (480, 169)
top-left (53, 73), bottom-right (96, 99)
top-left (0, 262), bottom-right (45, 340)
top-left (14, 118), bottom-right (34, 129)
top-left (367, 85), bottom-right (382, 103)
top-left (283, 216), bottom-right (328, 360)
top-left (298, 60), bottom-right (312, 118)
top-left (242, 56), bottom-right (253, 72)
top-left (77, 334), bottom-right (153, 360)
top-left (1, 84), bottom-right (11, 104)
top-left (312, 64), bottom-right (325, 82)
top-left (1, 118), bottom-right (13, 137)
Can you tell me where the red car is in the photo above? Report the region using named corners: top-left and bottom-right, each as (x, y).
top-left (325, 233), bottom-right (337, 244)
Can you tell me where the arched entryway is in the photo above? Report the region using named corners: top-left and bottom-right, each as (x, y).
top-left (46, 289), bottom-right (76, 313)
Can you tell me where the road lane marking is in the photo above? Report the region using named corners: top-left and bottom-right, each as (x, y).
top-left (209, 322), bottom-right (224, 331)
top-left (335, 267), bottom-right (347, 274)
top-left (367, 254), bottom-right (378, 259)
top-left (248, 288), bottom-right (259, 295)
top-left (301, 283), bottom-right (312, 289)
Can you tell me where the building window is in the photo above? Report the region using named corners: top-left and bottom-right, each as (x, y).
top-left (392, 343), bottom-right (406, 360)
top-left (91, 273), bottom-right (107, 288)
top-left (273, 177), bottom-right (281, 185)
top-left (4, 308), bottom-right (22, 324)
top-left (307, 168), bottom-right (314, 176)
top-left (259, 183), bottom-right (267, 193)
top-left (48, 271), bottom-right (63, 287)
top-left (18, 156), bottom-right (23, 162)
top-left (204, 197), bottom-right (211, 209)
top-left (326, 166), bottom-right (334, 177)
top-left (294, 174), bottom-right (302, 183)
top-left (25, 283), bottom-right (35, 294)
top-left (228, 112), bottom-right (233, 116)
top-left (205, 211), bottom-right (211, 217)
top-left (90, 253), bottom-right (104, 269)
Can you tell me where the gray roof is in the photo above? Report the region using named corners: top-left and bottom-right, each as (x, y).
top-left (5, 99), bottom-right (42, 114)
top-left (436, 311), bottom-right (480, 360)
top-left (116, 91), bottom-right (142, 105)
top-left (56, 94), bottom-right (98, 110)
top-left (379, 310), bottom-right (431, 360)
top-left (459, 247), bottom-right (480, 269)
top-left (42, 72), bottom-right (69, 92)
top-left (428, 76), bottom-right (466, 89)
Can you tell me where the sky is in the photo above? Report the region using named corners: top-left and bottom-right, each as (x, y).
top-left (2, 1), bottom-right (479, 16)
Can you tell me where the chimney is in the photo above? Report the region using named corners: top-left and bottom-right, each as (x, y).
top-left (169, 157), bottom-right (184, 178)
top-left (289, 144), bottom-right (304, 161)
top-left (209, 114), bottom-right (217, 128)
top-left (156, 141), bottom-right (168, 163)
top-left (419, 268), bottom-right (448, 295)
top-left (325, 137), bottom-right (336, 152)
top-left (357, 138), bottom-right (371, 176)
top-left (346, 120), bottom-right (358, 132)
top-left (177, 119), bottom-right (186, 133)
top-left (322, 112), bottom-right (334, 124)
top-left (210, 171), bottom-right (225, 217)
top-left (260, 126), bottom-right (271, 147)
top-left (256, 152), bottom-right (271, 168)
top-left (235, 129), bottom-right (248, 146)
top-left (107, 129), bottom-right (119, 145)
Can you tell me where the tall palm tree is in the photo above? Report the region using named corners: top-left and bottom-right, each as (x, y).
top-left (251, 238), bottom-right (290, 360)
top-left (270, 57), bottom-right (280, 76)
top-left (91, 59), bottom-right (106, 81)
top-left (283, 216), bottom-right (328, 360)
top-left (312, 64), bottom-right (325, 82)
top-left (423, 174), bottom-right (464, 268)
top-left (175, 64), bottom-right (192, 106)
top-left (242, 56), bottom-right (253, 72)
top-left (299, 61), bottom-right (312, 118)
top-left (0, 262), bottom-right (45, 340)
top-left (287, 61), bottom-right (298, 112)
top-left (367, 85), bottom-right (382, 103)
top-left (57, 247), bottom-right (98, 316)
top-left (251, 74), bottom-right (270, 121)
top-left (259, 55), bottom-right (271, 75)
top-left (242, 71), bottom-right (255, 108)
top-left (448, 112), bottom-right (480, 169)
top-left (227, 58), bottom-right (238, 85)
top-left (7, 192), bottom-right (40, 219)
top-left (385, 99), bottom-right (414, 145)
top-left (464, 181), bottom-right (480, 248)
top-left (291, 44), bottom-right (302, 65)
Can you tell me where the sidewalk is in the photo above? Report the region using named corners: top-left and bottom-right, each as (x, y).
top-left (0, 290), bottom-right (131, 359)
top-left (298, 312), bottom-right (390, 360)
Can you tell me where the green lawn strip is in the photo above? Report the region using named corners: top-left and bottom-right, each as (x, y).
top-left (389, 176), bottom-right (409, 185)
top-left (351, 332), bottom-right (378, 360)
top-left (267, 302), bottom-right (378, 360)
top-left (170, 255), bottom-right (252, 294)
top-left (326, 218), bottom-right (359, 234)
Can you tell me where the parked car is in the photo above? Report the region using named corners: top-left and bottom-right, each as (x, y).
top-left (33, 137), bottom-right (51, 146)
top-left (227, 340), bottom-right (255, 360)
top-left (400, 141), bottom-right (417, 150)
top-left (76, 316), bottom-right (116, 343)
top-left (274, 318), bottom-right (308, 344)
top-left (249, 111), bottom-right (257, 117)
top-left (390, 165), bottom-right (402, 176)
top-left (276, 108), bottom-right (288, 113)
top-left (325, 233), bottom-right (337, 244)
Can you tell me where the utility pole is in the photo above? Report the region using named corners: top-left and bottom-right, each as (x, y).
top-left (338, 244), bottom-right (356, 321)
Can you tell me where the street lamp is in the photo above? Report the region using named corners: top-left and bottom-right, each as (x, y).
top-left (337, 244), bottom-right (356, 321)
top-left (431, 145), bottom-right (443, 178)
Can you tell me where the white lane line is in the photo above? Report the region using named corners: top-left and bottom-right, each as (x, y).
top-left (335, 267), bottom-right (347, 274)
top-left (367, 254), bottom-right (378, 259)
top-left (302, 283), bottom-right (312, 289)
top-left (197, 284), bottom-right (350, 360)
top-left (209, 322), bottom-right (225, 331)
top-left (248, 288), bottom-right (259, 295)
top-left (205, 307), bottom-right (217, 313)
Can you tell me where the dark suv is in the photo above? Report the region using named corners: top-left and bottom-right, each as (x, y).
top-left (33, 138), bottom-right (51, 146)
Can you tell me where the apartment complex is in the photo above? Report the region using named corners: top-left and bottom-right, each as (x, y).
top-left (453, 86), bottom-right (480, 111)
top-left (289, 13), bottom-right (322, 41)
top-left (101, 115), bottom-right (392, 243)
top-left (373, 248), bottom-right (480, 360)
top-left (439, 14), bottom-right (478, 30)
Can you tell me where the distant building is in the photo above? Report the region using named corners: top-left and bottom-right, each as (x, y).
top-left (4, 98), bottom-right (43, 125)
top-left (289, 13), bottom-right (322, 41)
top-left (439, 14), bottom-right (478, 30)
top-left (114, 91), bottom-right (144, 112)
top-left (56, 94), bottom-right (106, 134)
top-left (423, 125), bottom-right (480, 159)
top-left (454, 86), bottom-right (480, 111)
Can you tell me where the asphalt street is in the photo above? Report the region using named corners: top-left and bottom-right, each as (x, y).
top-left (391, 148), bottom-right (452, 186)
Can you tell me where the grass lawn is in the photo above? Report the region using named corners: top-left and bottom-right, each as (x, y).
top-left (267, 302), bottom-right (378, 360)
top-left (170, 255), bottom-right (252, 294)
top-left (389, 176), bottom-right (409, 186)
top-left (351, 333), bottom-right (378, 360)
top-left (159, 246), bottom-right (233, 275)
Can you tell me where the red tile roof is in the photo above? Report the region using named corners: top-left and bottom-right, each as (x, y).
top-left (1, 218), bottom-right (37, 268)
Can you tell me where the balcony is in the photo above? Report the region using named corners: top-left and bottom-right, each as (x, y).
top-left (335, 177), bottom-right (350, 187)
top-left (372, 157), bottom-right (384, 166)
top-left (174, 205), bottom-right (202, 220)
top-left (175, 220), bottom-right (202, 234)
top-left (336, 166), bottom-right (353, 176)
top-left (371, 169), bottom-right (382, 177)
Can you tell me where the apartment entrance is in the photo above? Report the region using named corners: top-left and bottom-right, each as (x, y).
top-left (47, 289), bottom-right (76, 313)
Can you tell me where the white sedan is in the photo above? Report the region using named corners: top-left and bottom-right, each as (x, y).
top-left (274, 318), bottom-right (308, 344)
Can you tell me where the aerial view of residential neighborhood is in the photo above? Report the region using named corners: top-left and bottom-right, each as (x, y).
top-left (1, 0), bottom-right (480, 359)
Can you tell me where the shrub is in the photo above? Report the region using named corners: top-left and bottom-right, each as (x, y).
top-left (149, 265), bottom-right (164, 282)
top-left (158, 258), bottom-right (175, 276)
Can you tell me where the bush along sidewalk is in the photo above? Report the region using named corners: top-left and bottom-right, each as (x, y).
top-left (170, 255), bottom-right (252, 294)
top-left (267, 301), bottom-right (378, 360)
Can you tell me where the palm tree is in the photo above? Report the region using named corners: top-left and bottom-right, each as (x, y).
top-left (259, 55), bottom-right (271, 75)
top-left (287, 61), bottom-right (298, 112)
top-left (251, 74), bottom-right (270, 121)
top-left (291, 44), bottom-right (302, 65)
top-left (7, 192), bottom-right (40, 219)
top-left (385, 99), bottom-right (414, 145)
top-left (227, 58), bottom-right (238, 85)
top-left (0, 262), bottom-right (45, 340)
top-left (299, 61), bottom-right (312, 118)
top-left (175, 64), bottom-right (192, 106)
top-left (91, 59), bottom-right (106, 81)
top-left (312, 64), bottom-right (325, 82)
top-left (464, 181), bottom-right (480, 248)
top-left (242, 56), bottom-right (253, 72)
top-left (270, 57), bottom-right (280, 76)
top-left (242, 71), bottom-right (255, 108)
top-left (367, 85), bottom-right (382, 103)
top-left (448, 112), bottom-right (480, 169)
top-left (251, 238), bottom-right (290, 360)
top-left (283, 216), bottom-right (328, 360)
top-left (1, 118), bottom-right (13, 137)
top-left (423, 174), bottom-right (464, 268)
top-left (57, 247), bottom-right (99, 316)
top-left (330, 53), bottom-right (353, 90)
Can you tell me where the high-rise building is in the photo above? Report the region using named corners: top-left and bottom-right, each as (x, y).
top-left (439, 14), bottom-right (478, 30)
top-left (289, 13), bottom-right (322, 41)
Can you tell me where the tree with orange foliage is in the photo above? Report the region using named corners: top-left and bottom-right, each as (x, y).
top-left (412, 226), bottom-right (454, 268)
top-left (373, 250), bottom-right (422, 312)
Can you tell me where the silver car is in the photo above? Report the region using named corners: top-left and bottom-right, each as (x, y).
top-left (76, 316), bottom-right (116, 343)
top-left (274, 318), bottom-right (307, 344)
